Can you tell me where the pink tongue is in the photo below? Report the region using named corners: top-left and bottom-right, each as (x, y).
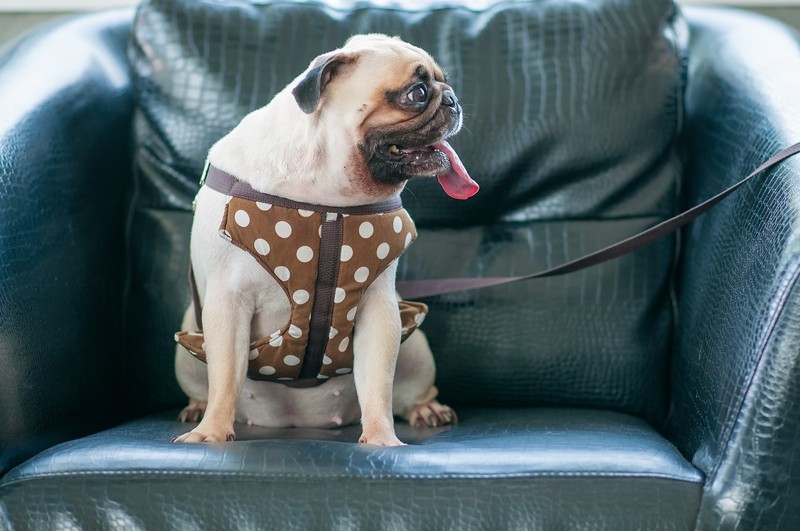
top-left (433, 141), bottom-right (479, 200)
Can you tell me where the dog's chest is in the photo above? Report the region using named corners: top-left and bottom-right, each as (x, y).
top-left (220, 197), bottom-right (419, 381)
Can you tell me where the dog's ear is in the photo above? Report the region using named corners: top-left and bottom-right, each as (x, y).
top-left (292, 52), bottom-right (359, 114)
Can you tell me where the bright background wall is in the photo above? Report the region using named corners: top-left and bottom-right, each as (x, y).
top-left (0, 1), bottom-right (798, 49)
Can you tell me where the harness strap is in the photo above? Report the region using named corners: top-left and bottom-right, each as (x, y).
top-left (204, 165), bottom-right (403, 214)
top-left (189, 264), bottom-right (203, 330)
top-left (396, 141), bottom-right (800, 300)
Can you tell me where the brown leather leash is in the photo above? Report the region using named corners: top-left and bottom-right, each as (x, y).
top-left (396, 141), bottom-right (800, 300)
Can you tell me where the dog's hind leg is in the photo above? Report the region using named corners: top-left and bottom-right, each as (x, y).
top-left (392, 329), bottom-right (457, 428)
top-left (178, 398), bottom-right (207, 423)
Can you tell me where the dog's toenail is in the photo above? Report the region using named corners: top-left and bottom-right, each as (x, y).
top-left (247, 419), bottom-right (254, 426)
top-left (332, 415), bottom-right (343, 425)
top-left (247, 393), bottom-right (254, 399)
top-left (333, 390), bottom-right (341, 396)
top-left (226, 434), bottom-right (235, 441)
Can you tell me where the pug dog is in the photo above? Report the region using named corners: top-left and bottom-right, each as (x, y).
top-left (173, 34), bottom-right (479, 446)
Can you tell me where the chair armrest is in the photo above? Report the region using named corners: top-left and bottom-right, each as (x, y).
top-left (0, 9), bottom-right (135, 476)
top-left (669, 6), bottom-right (800, 528)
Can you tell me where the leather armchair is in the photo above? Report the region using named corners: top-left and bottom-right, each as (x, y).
top-left (1, 1), bottom-right (799, 529)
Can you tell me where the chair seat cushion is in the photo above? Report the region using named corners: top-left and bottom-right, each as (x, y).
top-left (0, 408), bottom-right (702, 529)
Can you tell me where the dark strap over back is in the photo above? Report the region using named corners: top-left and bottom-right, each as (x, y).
top-left (396, 141), bottom-right (800, 300)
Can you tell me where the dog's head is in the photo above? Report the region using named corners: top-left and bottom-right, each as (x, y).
top-left (291, 34), bottom-right (478, 200)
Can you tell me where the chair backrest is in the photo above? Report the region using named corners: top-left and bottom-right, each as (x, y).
top-left (126, 0), bottom-right (686, 425)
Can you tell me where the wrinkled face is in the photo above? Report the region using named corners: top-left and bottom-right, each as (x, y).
top-left (292, 35), bottom-right (477, 200)
top-left (358, 60), bottom-right (463, 186)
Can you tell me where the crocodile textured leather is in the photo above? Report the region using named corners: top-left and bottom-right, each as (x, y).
top-left (666, 8), bottom-right (800, 529)
top-left (2, 1), bottom-right (800, 529)
top-left (127, 0), bottom-right (686, 424)
top-left (0, 9), bottom-right (135, 477)
top-left (1, 408), bottom-right (702, 530)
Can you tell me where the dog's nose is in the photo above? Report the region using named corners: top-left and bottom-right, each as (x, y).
top-left (441, 90), bottom-right (458, 108)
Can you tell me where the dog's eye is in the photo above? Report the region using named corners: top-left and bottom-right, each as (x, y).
top-left (406, 84), bottom-right (428, 104)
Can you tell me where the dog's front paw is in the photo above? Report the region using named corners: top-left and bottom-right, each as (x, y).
top-left (358, 429), bottom-right (406, 447)
top-left (408, 400), bottom-right (457, 428)
top-left (172, 425), bottom-right (235, 443)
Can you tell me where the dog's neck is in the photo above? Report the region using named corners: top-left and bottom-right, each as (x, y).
top-left (202, 163), bottom-right (404, 215)
top-left (207, 91), bottom-right (402, 207)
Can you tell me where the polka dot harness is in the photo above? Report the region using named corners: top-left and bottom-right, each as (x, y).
top-left (175, 164), bottom-right (428, 386)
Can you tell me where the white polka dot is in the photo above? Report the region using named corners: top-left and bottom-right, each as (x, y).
top-left (269, 335), bottom-right (283, 347)
top-left (275, 221), bottom-right (292, 238)
top-left (359, 221), bottom-right (374, 238)
top-left (340, 245), bottom-right (353, 262)
top-left (234, 210), bottom-right (250, 227)
top-left (254, 238), bottom-right (270, 256)
top-left (336, 367), bottom-right (353, 375)
top-left (256, 202), bottom-right (272, 211)
top-left (288, 324), bottom-right (302, 338)
top-left (323, 355), bottom-right (333, 365)
top-left (393, 216), bottom-right (403, 233)
top-left (259, 365), bottom-right (276, 375)
top-left (283, 355), bottom-right (301, 366)
top-left (347, 306), bottom-right (358, 321)
top-left (404, 232), bottom-right (413, 249)
top-left (354, 267), bottom-right (370, 283)
top-left (293, 290), bottom-right (310, 304)
top-left (329, 327), bottom-right (338, 339)
top-left (317, 374), bottom-right (330, 380)
top-left (296, 246), bottom-right (314, 263)
top-left (376, 242), bottom-right (390, 260)
top-left (339, 336), bottom-right (350, 352)
top-left (274, 266), bottom-right (290, 282)
top-left (249, 349), bottom-right (259, 360)
top-left (334, 287), bottom-right (346, 304)
top-left (298, 209), bottom-right (314, 217)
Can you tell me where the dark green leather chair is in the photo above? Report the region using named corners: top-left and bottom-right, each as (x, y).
top-left (1, 1), bottom-right (799, 528)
